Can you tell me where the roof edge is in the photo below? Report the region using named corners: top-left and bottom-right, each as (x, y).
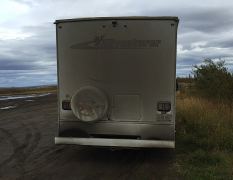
top-left (54, 16), bottom-right (179, 24)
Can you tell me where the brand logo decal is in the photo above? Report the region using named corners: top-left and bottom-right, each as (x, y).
top-left (70, 35), bottom-right (161, 49)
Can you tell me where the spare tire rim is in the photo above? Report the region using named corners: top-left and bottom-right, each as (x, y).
top-left (71, 86), bottom-right (108, 122)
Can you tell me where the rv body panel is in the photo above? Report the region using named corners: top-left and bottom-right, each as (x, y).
top-left (55, 17), bottom-right (178, 148)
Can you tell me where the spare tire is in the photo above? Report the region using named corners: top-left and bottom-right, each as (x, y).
top-left (71, 86), bottom-right (108, 122)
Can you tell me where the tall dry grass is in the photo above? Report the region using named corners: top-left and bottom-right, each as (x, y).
top-left (176, 94), bottom-right (233, 151)
top-left (175, 94), bottom-right (233, 179)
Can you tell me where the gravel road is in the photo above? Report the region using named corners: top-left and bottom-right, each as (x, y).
top-left (0, 93), bottom-right (178, 180)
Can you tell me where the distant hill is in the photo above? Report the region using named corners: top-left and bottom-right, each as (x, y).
top-left (0, 85), bottom-right (57, 95)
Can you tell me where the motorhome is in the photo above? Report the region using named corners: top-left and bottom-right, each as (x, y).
top-left (55, 16), bottom-right (179, 148)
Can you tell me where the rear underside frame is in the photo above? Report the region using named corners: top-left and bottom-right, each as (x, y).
top-left (55, 137), bottom-right (175, 148)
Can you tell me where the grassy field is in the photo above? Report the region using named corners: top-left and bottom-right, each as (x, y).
top-left (0, 85), bottom-right (57, 96)
top-left (175, 92), bottom-right (233, 179)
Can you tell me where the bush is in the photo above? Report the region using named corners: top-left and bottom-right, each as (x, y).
top-left (192, 59), bottom-right (233, 106)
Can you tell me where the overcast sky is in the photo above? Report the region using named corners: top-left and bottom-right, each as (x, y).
top-left (1, 0), bottom-right (233, 87)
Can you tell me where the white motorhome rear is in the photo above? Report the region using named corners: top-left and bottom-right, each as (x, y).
top-left (55, 17), bottom-right (179, 148)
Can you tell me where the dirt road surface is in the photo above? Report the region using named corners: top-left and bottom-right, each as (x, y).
top-left (0, 93), bottom-right (178, 180)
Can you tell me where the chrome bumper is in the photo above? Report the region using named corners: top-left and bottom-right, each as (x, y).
top-left (55, 137), bottom-right (175, 148)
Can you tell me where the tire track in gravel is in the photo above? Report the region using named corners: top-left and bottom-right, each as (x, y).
top-left (22, 122), bottom-right (41, 158)
top-left (0, 128), bottom-right (21, 167)
top-left (0, 119), bottom-right (42, 180)
top-left (0, 128), bottom-right (26, 180)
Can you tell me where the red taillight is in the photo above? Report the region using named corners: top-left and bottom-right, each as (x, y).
top-left (157, 101), bottom-right (171, 113)
top-left (62, 100), bottom-right (71, 110)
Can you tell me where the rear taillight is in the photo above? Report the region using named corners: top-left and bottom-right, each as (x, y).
top-left (62, 100), bottom-right (71, 110)
top-left (157, 101), bottom-right (171, 113)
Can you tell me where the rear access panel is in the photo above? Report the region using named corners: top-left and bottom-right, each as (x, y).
top-left (111, 94), bottom-right (141, 121)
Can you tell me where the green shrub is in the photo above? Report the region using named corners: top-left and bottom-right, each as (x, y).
top-left (192, 59), bottom-right (233, 107)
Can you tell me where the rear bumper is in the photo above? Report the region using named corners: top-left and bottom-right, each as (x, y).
top-left (55, 137), bottom-right (175, 148)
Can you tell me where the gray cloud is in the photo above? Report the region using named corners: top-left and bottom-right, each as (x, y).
top-left (0, 23), bottom-right (55, 70)
top-left (0, 0), bottom-right (233, 86)
top-left (0, 70), bottom-right (57, 87)
top-left (179, 8), bottom-right (233, 33)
